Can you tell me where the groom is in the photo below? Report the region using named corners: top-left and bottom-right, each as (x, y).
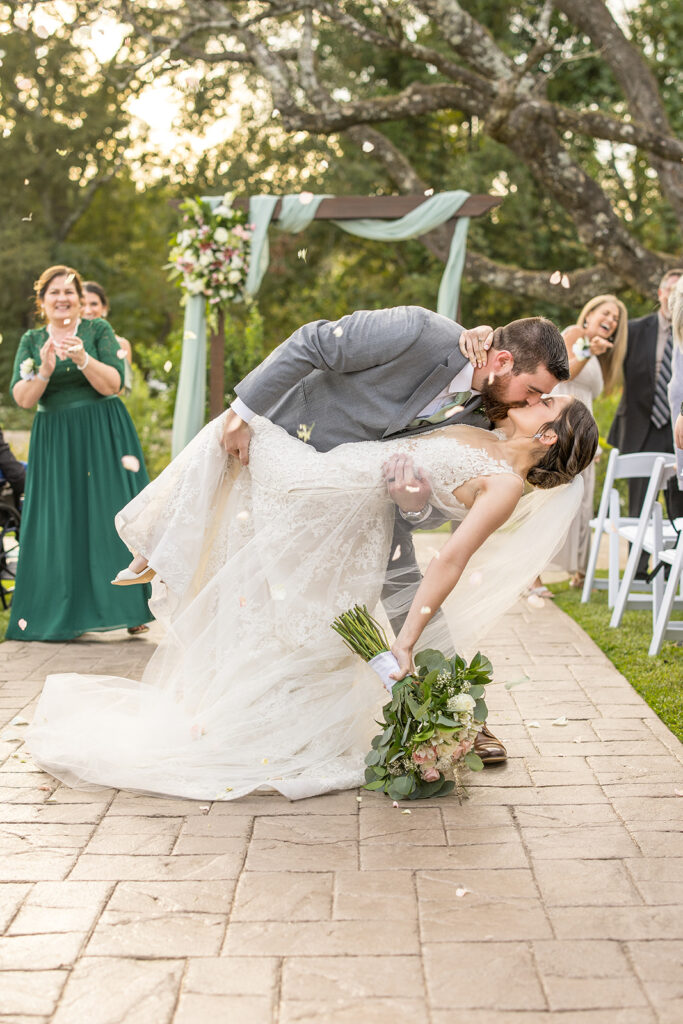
top-left (221, 305), bottom-right (570, 764)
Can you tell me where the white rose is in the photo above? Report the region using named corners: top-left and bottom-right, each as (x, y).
top-left (186, 279), bottom-right (205, 294)
top-left (228, 269), bottom-right (242, 284)
top-left (214, 226), bottom-right (229, 244)
top-left (213, 204), bottom-right (230, 217)
top-left (448, 693), bottom-right (476, 714)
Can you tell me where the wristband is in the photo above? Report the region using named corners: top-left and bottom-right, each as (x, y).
top-left (77, 352), bottom-right (90, 371)
top-left (37, 371), bottom-right (50, 383)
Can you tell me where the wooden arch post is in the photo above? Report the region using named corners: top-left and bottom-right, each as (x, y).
top-left (208, 193), bottom-right (501, 419)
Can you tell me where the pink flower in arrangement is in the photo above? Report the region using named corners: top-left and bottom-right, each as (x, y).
top-left (412, 744), bottom-right (437, 766)
top-left (421, 766), bottom-right (441, 782)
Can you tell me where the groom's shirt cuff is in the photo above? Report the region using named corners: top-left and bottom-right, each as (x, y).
top-left (231, 397), bottom-right (256, 423)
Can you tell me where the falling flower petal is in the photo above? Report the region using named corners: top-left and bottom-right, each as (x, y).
top-left (549, 270), bottom-right (562, 284)
top-left (420, 606), bottom-right (432, 615)
top-left (163, 360), bottom-right (173, 372)
top-left (552, 716), bottom-right (569, 726)
top-left (23, 178), bottom-right (29, 186)
top-left (184, 330), bottom-right (197, 340)
top-left (424, 187), bottom-right (434, 196)
top-left (504, 677), bottom-right (528, 690)
top-left (200, 805), bottom-right (210, 812)
top-left (299, 191), bottom-right (314, 205)
top-left (675, 789), bottom-right (683, 796)
top-left (17, 619), bottom-right (27, 631)
top-left (239, 596), bottom-right (246, 607)
top-left (121, 455), bottom-right (140, 473)
top-left (362, 141), bottom-right (375, 152)
top-left (22, 212), bottom-right (32, 221)
top-left (469, 570), bottom-right (483, 587)
top-left (236, 510), bottom-right (250, 521)
top-left (333, 326), bottom-right (343, 337)
top-left (64, 273), bottom-right (74, 285)
top-left (10, 716), bottom-right (29, 727)
top-left (270, 584), bottom-right (287, 601)
top-left (405, 485), bottom-right (421, 493)
top-left (39, 785), bottom-right (52, 791)
top-left (527, 593), bottom-right (545, 609)
top-left (527, 721), bottom-right (541, 729)
top-left (297, 248), bottom-right (307, 261)
top-left (401, 809), bottom-right (411, 815)
top-left (116, 348), bottom-right (127, 359)
top-left (561, 274), bottom-right (570, 288)
top-left (391, 545), bottom-right (402, 561)
top-left (262, 758), bottom-right (269, 764)
top-left (455, 887), bottom-right (472, 898)
top-left (296, 423), bottom-right (314, 443)
top-left (392, 801), bottom-right (399, 808)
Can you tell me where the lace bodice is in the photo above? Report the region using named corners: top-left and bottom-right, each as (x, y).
top-left (249, 416), bottom-right (522, 517)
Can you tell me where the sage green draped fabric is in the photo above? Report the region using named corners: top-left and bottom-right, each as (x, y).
top-left (172, 191), bottom-right (470, 455)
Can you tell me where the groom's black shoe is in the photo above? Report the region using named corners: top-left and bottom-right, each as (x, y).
top-left (475, 724), bottom-right (507, 765)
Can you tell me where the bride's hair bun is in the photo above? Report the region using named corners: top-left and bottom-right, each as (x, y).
top-left (527, 399), bottom-right (599, 489)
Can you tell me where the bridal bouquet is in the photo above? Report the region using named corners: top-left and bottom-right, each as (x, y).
top-left (331, 606), bottom-right (493, 800)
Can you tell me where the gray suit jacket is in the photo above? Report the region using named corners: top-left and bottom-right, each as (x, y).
top-left (235, 306), bottom-right (490, 451)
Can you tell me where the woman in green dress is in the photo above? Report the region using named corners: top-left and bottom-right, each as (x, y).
top-left (7, 265), bottom-right (151, 641)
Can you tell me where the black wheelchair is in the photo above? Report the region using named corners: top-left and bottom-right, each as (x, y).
top-left (0, 469), bottom-right (22, 610)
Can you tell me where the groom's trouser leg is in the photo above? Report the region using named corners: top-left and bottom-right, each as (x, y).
top-left (380, 508), bottom-right (448, 636)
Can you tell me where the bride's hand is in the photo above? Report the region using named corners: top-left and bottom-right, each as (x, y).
top-left (221, 410), bottom-right (251, 465)
top-left (390, 640), bottom-right (414, 680)
top-left (459, 325), bottom-right (493, 368)
top-left (675, 413), bottom-right (683, 450)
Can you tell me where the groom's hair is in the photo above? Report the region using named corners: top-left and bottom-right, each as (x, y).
top-left (491, 317), bottom-right (570, 382)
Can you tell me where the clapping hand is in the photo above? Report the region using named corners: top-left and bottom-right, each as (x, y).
top-left (39, 339), bottom-right (56, 378)
top-left (586, 335), bottom-right (614, 357)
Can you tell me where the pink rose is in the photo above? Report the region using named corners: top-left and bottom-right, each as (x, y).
top-left (421, 766), bottom-right (440, 782)
top-left (412, 743), bottom-right (437, 765)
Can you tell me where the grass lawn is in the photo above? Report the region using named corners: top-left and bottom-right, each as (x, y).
top-left (550, 577), bottom-right (683, 742)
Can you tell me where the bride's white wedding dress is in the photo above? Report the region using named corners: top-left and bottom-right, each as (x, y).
top-left (27, 415), bottom-right (580, 801)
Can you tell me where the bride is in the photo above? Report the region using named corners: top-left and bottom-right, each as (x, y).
top-left (27, 395), bottom-right (597, 801)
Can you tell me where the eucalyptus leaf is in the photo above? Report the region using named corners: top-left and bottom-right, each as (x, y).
top-left (363, 778), bottom-right (386, 790)
top-left (364, 749), bottom-right (381, 766)
top-left (465, 750), bottom-right (485, 772)
top-left (473, 698), bottom-right (488, 721)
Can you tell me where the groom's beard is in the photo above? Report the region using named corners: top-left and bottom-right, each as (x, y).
top-left (479, 373), bottom-right (527, 423)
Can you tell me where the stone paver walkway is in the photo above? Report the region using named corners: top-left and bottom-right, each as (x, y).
top-left (1, 595), bottom-right (682, 1023)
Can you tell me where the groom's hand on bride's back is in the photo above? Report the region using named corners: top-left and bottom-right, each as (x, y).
top-left (459, 325), bottom-right (493, 368)
top-left (383, 454), bottom-right (433, 512)
top-left (221, 410), bottom-right (252, 465)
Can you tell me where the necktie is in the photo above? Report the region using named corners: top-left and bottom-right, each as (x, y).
top-left (651, 327), bottom-right (673, 430)
top-left (408, 391), bottom-right (473, 429)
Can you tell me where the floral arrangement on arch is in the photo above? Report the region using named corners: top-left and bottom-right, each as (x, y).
top-left (167, 193), bottom-right (253, 328)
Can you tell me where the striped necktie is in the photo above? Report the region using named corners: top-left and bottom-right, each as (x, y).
top-left (651, 327), bottom-right (673, 430)
top-left (408, 391), bottom-right (473, 429)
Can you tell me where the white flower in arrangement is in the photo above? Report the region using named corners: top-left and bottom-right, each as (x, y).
top-left (228, 269), bottom-right (242, 284)
top-left (447, 693), bottom-right (476, 715)
top-left (186, 279), bottom-right (205, 295)
top-left (19, 357), bottom-right (36, 380)
top-left (214, 226), bottom-right (229, 244)
top-left (572, 337), bottom-right (591, 360)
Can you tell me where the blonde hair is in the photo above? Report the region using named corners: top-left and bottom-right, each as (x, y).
top-left (575, 293), bottom-right (628, 394)
top-left (671, 276), bottom-right (683, 353)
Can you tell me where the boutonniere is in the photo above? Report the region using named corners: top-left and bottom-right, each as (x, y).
top-left (19, 357), bottom-right (36, 380)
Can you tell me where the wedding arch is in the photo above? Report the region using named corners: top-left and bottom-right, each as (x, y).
top-left (171, 191), bottom-right (500, 456)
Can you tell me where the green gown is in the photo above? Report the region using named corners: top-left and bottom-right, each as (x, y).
top-left (7, 318), bottom-right (151, 641)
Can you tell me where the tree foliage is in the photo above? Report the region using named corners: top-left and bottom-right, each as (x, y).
top-left (82, 0), bottom-right (682, 307)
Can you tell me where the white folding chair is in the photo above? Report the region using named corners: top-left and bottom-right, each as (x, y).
top-left (582, 450), bottom-right (676, 608)
top-left (609, 456), bottom-right (680, 627)
top-left (649, 529), bottom-right (683, 655)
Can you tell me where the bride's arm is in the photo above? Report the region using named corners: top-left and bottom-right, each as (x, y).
top-left (390, 476), bottom-right (522, 677)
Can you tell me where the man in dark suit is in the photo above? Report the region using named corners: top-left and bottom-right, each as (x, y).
top-left (608, 269), bottom-right (683, 575)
